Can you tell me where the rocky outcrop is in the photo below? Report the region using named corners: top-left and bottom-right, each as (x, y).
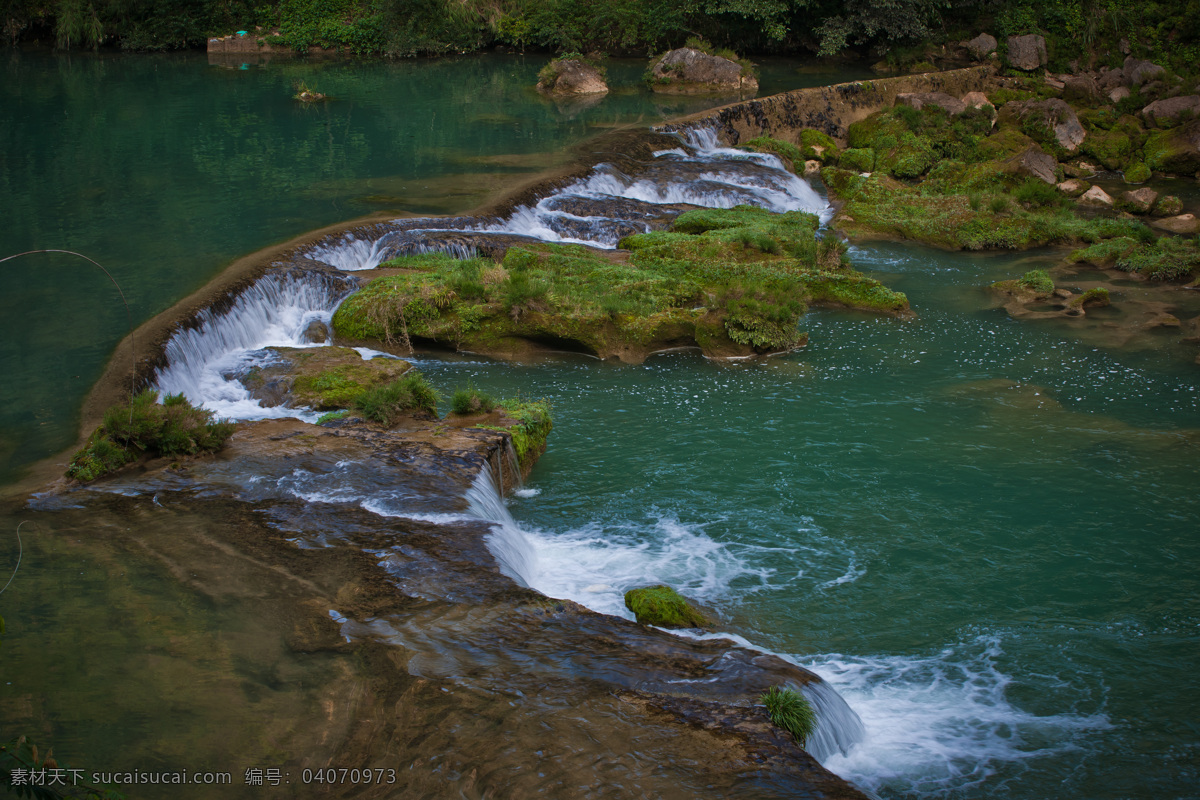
top-left (1001, 98), bottom-right (1086, 154)
top-left (1006, 34), bottom-right (1047, 70)
top-left (648, 48), bottom-right (758, 94)
top-left (1142, 95), bottom-right (1200, 127)
top-left (537, 58), bottom-right (609, 96)
top-left (1143, 120), bottom-right (1200, 174)
top-left (1062, 75), bottom-right (1102, 105)
top-left (236, 346), bottom-right (412, 409)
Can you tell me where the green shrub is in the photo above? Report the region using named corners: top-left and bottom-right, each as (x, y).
top-left (451, 387), bottom-right (498, 415)
top-left (761, 686), bottom-right (818, 747)
top-left (1018, 269), bottom-right (1055, 293)
top-left (67, 390), bottom-right (235, 482)
top-left (989, 195), bottom-right (1010, 214)
top-left (354, 372), bottom-right (439, 424)
top-left (624, 585), bottom-right (709, 628)
top-left (968, 192), bottom-right (982, 211)
top-left (1014, 178), bottom-right (1063, 208)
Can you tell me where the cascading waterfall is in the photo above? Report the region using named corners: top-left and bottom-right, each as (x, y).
top-left (802, 679), bottom-right (868, 762)
top-left (465, 462), bottom-right (538, 588)
top-left (154, 269), bottom-right (358, 419)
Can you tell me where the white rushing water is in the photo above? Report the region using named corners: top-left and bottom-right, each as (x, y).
top-left (154, 270), bottom-right (357, 420)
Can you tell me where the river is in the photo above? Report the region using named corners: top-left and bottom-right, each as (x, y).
top-left (1, 49), bottom-right (1198, 799)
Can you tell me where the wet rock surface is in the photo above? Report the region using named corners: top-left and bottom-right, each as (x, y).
top-left (25, 406), bottom-right (867, 798)
top-left (649, 48), bottom-right (758, 95)
top-left (536, 59), bottom-right (609, 96)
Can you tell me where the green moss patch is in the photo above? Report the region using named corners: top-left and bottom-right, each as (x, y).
top-left (332, 206), bottom-right (907, 361)
top-left (478, 397), bottom-right (553, 474)
top-left (624, 585), bottom-right (710, 628)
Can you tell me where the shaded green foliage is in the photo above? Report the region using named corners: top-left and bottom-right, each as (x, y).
top-left (624, 585), bottom-right (709, 628)
top-left (353, 371), bottom-right (439, 424)
top-left (761, 686), bottom-right (817, 747)
top-left (67, 391), bottom-right (234, 482)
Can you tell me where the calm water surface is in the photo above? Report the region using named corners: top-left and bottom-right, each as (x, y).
top-left (1, 50), bottom-right (1198, 799)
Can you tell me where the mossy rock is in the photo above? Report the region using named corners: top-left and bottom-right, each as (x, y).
top-left (1068, 287), bottom-right (1111, 308)
top-left (624, 585), bottom-right (710, 628)
top-left (838, 147), bottom-right (875, 173)
top-left (1143, 122), bottom-right (1200, 174)
top-left (799, 129), bottom-right (840, 162)
top-left (1153, 195), bottom-right (1183, 216)
top-left (1081, 129), bottom-right (1135, 170)
top-left (1123, 162), bottom-right (1151, 183)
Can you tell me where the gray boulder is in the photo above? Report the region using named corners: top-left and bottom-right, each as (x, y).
top-left (1124, 56), bottom-right (1165, 88)
top-left (1142, 95), bottom-right (1200, 127)
top-left (1006, 34), bottom-right (1047, 70)
top-left (1098, 67), bottom-right (1130, 91)
top-left (1005, 145), bottom-right (1058, 184)
top-left (1120, 187), bottom-right (1158, 214)
top-left (1002, 98), bottom-right (1086, 153)
top-left (964, 33), bottom-right (997, 60)
top-left (649, 48), bottom-right (757, 94)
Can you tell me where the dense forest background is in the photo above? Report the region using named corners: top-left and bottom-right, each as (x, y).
top-left (0, 0), bottom-right (1197, 71)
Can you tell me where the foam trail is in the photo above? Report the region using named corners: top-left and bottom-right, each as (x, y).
top-left (154, 270), bottom-right (357, 420)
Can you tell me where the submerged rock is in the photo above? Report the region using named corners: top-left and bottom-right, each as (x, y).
top-left (648, 48), bottom-right (758, 94)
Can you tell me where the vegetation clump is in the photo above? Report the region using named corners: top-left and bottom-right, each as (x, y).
top-left (1018, 268), bottom-right (1054, 294)
top-left (624, 585), bottom-right (709, 628)
top-left (761, 686), bottom-right (818, 747)
top-left (451, 386), bottom-right (498, 415)
top-left (67, 390), bottom-right (235, 482)
top-left (1068, 287), bottom-right (1111, 308)
top-left (478, 397), bottom-right (552, 473)
top-left (332, 207), bottom-right (907, 361)
top-left (353, 371), bottom-right (439, 425)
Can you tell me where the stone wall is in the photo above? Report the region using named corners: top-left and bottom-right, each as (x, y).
top-left (659, 66), bottom-right (998, 146)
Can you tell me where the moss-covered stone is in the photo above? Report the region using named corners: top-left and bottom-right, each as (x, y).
top-left (1123, 162), bottom-right (1151, 183)
top-left (1143, 122), bottom-right (1200, 174)
top-left (478, 398), bottom-right (552, 476)
top-left (331, 207), bottom-right (907, 362)
top-left (624, 585), bottom-right (710, 628)
top-left (838, 147), bottom-right (875, 172)
top-left (1068, 287), bottom-right (1111, 308)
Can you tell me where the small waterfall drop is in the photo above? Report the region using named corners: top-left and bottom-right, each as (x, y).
top-left (465, 462), bottom-right (538, 587)
top-left (802, 679), bottom-right (867, 762)
top-left (154, 269), bottom-right (357, 419)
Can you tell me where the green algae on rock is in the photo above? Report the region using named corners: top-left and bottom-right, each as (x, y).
top-left (331, 207), bottom-right (908, 363)
top-left (624, 585), bottom-right (710, 628)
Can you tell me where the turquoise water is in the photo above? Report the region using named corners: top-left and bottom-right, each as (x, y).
top-left (2, 49), bottom-right (1199, 798)
top-left (402, 244), bottom-right (1200, 797)
top-left (0, 49), bottom-right (852, 482)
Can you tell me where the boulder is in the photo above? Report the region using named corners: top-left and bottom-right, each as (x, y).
top-left (1109, 86), bottom-right (1131, 104)
top-left (1062, 75), bottom-right (1103, 105)
top-left (1005, 145), bottom-right (1058, 184)
top-left (1098, 67), bottom-right (1130, 91)
top-left (303, 320), bottom-right (330, 343)
top-left (1045, 75), bottom-right (1065, 90)
top-left (1120, 187), bottom-right (1158, 213)
top-left (1153, 195), bottom-right (1183, 216)
top-left (624, 586), bottom-right (710, 628)
top-left (536, 59), bottom-right (609, 96)
top-left (1079, 185), bottom-right (1114, 206)
top-left (1003, 98), bottom-right (1086, 153)
top-left (1056, 179), bottom-right (1090, 197)
top-left (803, 159), bottom-right (822, 175)
top-left (964, 33), bottom-right (997, 60)
top-left (895, 91), bottom-right (967, 115)
top-left (1124, 56), bottom-right (1166, 88)
top-left (1006, 34), bottom-right (1047, 71)
top-left (1142, 95), bottom-right (1200, 127)
top-left (648, 48), bottom-right (757, 94)
top-left (1150, 213), bottom-right (1199, 234)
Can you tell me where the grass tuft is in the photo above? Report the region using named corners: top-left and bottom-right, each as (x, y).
top-left (354, 372), bottom-right (439, 425)
top-left (761, 686), bottom-right (818, 747)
